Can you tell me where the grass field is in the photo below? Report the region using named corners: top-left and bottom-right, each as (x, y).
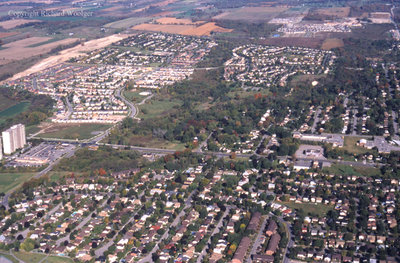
top-left (0, 101), bottom-right (30, 119)
top-left (0, 250), bottom-right (72, 263)
top-left (25, 125), bottom-right (41, 136)
top-left (343, 136), bottom-right (374, 155)
top-left (44, 256), bottom-right (74, 263)
top-left (323, 164), bottom-right (381, 177)
top-left (0, 172), bottom-right (37, 194)
top-left (127, 134), bottom-right (186, 150)
top-left (124, 90), bottom-right (149, 102)
top-left (38, 124), bottom-right (111, 140)
top-left (104, 17), bottom-right (153, 29)
top-left (14, 251), bottom-right (45, 263)
top-left (0, 251), bottom-right (18, 263)
top-left (277, 201), bottom-right (333, 217)
top-left (138, 98), bottom-right (182, 120)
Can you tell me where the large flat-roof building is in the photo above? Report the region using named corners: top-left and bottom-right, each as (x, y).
top-left (2, 124), bottom-right (26, 154)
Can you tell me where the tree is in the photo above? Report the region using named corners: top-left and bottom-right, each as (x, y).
top-left (20, 238), bottom-right (35, 252)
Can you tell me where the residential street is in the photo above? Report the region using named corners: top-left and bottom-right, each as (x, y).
top-left (138, 192), bottom-right (195, 263)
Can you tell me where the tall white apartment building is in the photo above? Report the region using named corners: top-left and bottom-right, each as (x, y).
top-left (2, 124), bottom-right (26, 154)
top-left (0, 139), bottom-right (2, 160)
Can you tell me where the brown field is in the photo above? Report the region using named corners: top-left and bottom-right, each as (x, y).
top-left (0, 37), bottom-right (78, 61)
top-left (314, 7), bottom-right (350, 18)
top-left (321, 38), bottom-right (344, 50)
top-left (0, 19), bottom-right (41, 29)
top-left (182, 22), bottom-right (233, 36)
top-left (213, 6), bottom-right (288, 21)
top-left (156, 17), bottom-right (203, 25)
top-left (0, 32), bottom-right (18, 38)
top-left (3, 36), bottom-right (49, 47)
top-left (8, 34), bottom-right (131, 81)
top-left (132, 22), bottom-right (232, 36)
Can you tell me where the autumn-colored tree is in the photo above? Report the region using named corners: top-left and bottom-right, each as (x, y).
top-left (229, 243), bottom-right (237, 253)
top-left (99, 168), bottom-right (107, 176)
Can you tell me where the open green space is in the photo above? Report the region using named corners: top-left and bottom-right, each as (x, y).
top-left (14, 251), bottom-right (45, 263)
top-left (44, 256), bottom-right (74, 263)
top-left (277, 201), bottom-right (333, 217)
top-left (0, 173), bottom-right (37, 194)
top-left (323, 163), bottom-right (381, 177)
top-left (0, 102), bottom-right (30, 119)
top-left (38, 124), bottom-right (111, 140)
top-left (125, 134), bottom-right (186, 150)
top-left (0, 251), bottom-right (18, 263)
top-left (104, 17), bottom-right (153, 29)
top-left (25, 125), bottom-right (41, 136)
top-left (138, 98), bottom-right (182, 120)
top-left (124, 90), bottom-right (150, 102)
top-left (343, 136), bottom-right (374, 155)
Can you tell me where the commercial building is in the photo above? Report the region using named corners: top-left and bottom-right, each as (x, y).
top-left (2, 124), bottom-right (26, 154)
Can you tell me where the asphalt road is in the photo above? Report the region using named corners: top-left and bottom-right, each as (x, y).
top-left (116, 87), bottom-right (137, 118)
top-left (196, 206), bottom-right (232, 263)
top-left (246, 216), bottom-right (269, 263)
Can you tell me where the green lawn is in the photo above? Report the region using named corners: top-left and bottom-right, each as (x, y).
top-left (0, 101), bottom-right (30, 119)
top-left (44, 256), bottom-right (74, 263)
top-left (0, 173), bottom-right (37, 194)
top-left (0, 251), bottom-right (18, 263)
top-left (138, 98), bottom-right (182, 120)
top-left (38, 124), bottom-right (111, 140)
top-left (0, 250), bottom-right (73, 263)
top-left (124, 90), bottom-right (149, 102)
top-left (343, 136), bottom-right (374, 155)
top-left (126, 134), bottom-right (186, 150)
top-left (25, 125), bottom-right (41, 136)
top-left (14, 251), bottom-right (45, 263)
top-left (323, 164), bottom-right (381, 177)
top-left (277, 201), bottom-right (333, 217)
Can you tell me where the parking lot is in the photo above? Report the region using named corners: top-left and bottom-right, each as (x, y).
top-left (7, 142), bottom-right (76, 167)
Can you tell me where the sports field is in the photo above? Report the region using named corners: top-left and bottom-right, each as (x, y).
top-left (38, 124), bottom-right (111, 140)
